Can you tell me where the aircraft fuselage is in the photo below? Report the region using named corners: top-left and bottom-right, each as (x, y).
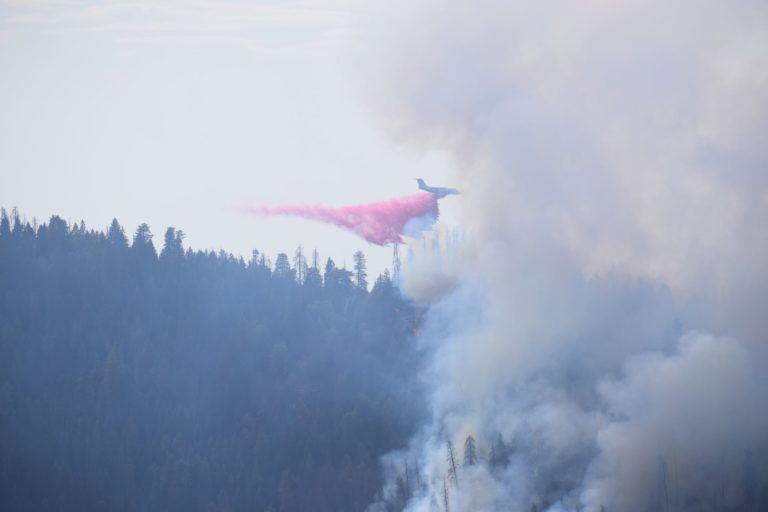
top-left (416, 178), bottom-right (460, 199)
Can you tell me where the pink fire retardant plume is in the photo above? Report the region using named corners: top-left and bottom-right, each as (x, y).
top-left (245, 193), bottom-right (439, 245)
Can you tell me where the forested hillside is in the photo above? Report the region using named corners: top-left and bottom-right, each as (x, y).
top-left (0, 209), bottom-right (425, 512)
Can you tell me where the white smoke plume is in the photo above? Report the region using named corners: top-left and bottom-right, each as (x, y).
top-left (364, 1), bottom-right (768, 511)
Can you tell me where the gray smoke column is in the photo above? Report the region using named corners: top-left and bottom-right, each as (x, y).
top-left (363, 1), bottom-right (768, 511)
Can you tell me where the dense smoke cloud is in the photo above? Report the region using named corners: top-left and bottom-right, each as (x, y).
top-left (245, 193), bottom-right (439, 245)
top-left (366, 1), bottom-right (768, 511)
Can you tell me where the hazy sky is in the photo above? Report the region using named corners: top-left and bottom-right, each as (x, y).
top-left (0, 0), bottom-right (457, 275)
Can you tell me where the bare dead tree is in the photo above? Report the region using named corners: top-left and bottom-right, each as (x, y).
top-left (446, 440), bottom-right (459, 489)
top-left (442, 477), bottom-right (450, 512)
top-left (463, 435), bottom-right (477, 466)
top-left (293, 245), bottom-right (306, 285)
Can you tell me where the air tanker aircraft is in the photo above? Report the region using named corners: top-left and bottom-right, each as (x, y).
top-left (416, 178), bottom-right (460, 199)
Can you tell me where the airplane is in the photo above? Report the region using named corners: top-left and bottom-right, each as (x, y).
top-left (416, 178), bottom-right (460, 199)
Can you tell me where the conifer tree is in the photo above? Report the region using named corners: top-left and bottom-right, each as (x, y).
top-left (160, 227), bottom-right (184, 260)
top-left (353, 250), bottom-right (368, 290)
top-left (107, 218), bottom-right (128, 247)
top-left (274, 253), bottom-right (293, 279)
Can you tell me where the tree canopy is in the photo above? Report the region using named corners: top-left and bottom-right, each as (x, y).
top-left (0, 211), bottom-right (425, 512)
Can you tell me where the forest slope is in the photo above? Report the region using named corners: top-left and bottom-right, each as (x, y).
top-left (0, 211), bottom-right (424, 512)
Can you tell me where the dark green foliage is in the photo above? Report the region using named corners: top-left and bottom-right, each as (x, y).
top-left (274, 252), bottom-right (294, 280)
top-left (0, 215), bottom-right (425, 512)
top-left (0, 208), bottom-right (10, 239)
top-left (107, 218), bottom-right (128, 248)
top-left (160, 226), bottom-right (184, 261)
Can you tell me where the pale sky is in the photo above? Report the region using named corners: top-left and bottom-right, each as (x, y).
top-left (0, 0), bottom-right (458, 275)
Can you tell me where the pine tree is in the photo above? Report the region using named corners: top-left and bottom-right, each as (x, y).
top-left (353, 250), bottom-right (368, 290)
top-left (107, 218), bottom-right (128, 247)
top-left (372, 270), bottom-right (393, 298)
top-left (160, 227), bottom-right (184, 260)
top-left (132, 224), bottom-right (156, 258)
top-left (274, 253), bottom-right (293, 279)
top-left (0, 208), bottom-right (10, 239)
top-left (324, 257), bottom-right (336, 286)
top-left (489, 433), bottom-right (510, 468)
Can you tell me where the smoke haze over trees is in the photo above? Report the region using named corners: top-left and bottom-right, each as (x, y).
top-left (0, 209), bottom-right (425, 512)
top-left (363, 1), bottom-right (768, 511)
